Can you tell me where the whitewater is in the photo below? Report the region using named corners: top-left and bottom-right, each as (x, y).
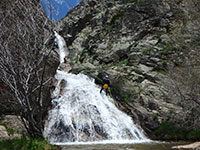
top-left (43, 32), bottom-right (150, 145)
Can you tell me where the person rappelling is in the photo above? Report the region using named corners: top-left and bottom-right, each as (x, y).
top-left (100, 75), bottom-right (110, 95)
top-left (64, 56), bottom-right (67, 63)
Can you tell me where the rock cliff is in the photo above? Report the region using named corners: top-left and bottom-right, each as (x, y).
top-left (52, 0), bottom-right (200, 140)
top-left (1, 0), bottom-right (199, 140)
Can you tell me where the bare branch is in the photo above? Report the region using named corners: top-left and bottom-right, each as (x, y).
top-left (0, 0), bottom-right (55, 137)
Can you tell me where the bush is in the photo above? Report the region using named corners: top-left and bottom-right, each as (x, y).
top-left (151, 122), bottom-right (200, 141)
top-left (0, 136), bottom-right (60, 150)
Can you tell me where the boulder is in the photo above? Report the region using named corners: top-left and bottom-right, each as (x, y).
top-left (0, 125), bottom-right (9, 140)
top-left (2, 115), bottom-right (26, 133)
top-left (172, 142), bottom-right (200, 150)
top-left (0, 115), bottom-right (25, 140)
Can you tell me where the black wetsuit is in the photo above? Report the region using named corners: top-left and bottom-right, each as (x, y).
top-left (100, 77), bottom-right (110, 95)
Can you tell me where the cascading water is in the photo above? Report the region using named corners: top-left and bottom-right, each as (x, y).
top-left (54, 31), bottom-right (69, 63)
top-left (43, 32), bottom-right (150, 145)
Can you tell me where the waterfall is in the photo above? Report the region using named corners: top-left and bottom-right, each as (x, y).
top-left (43, 71), bottom-right (150, 144)
top-left (54, 31), bottom-right (69, 63)
top-left (43, 32), bottom-right (150, 145)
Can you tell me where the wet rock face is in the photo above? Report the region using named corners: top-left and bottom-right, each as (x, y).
top-left (51, 121), bottom-right (76, 142)
top-left (47, 103), bottom-right (108, 142)
top-left (55, 0), bottom-right (200, 139)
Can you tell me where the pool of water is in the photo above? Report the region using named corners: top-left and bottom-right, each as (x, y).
top-left (62, 141), bottom-right (189, 150)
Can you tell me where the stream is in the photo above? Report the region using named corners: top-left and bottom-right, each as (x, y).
top-left (61, 142), bottom-right (189, 150)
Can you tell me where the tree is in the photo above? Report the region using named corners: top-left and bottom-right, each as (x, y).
top-left (0, 0), bottom-right (57, 137)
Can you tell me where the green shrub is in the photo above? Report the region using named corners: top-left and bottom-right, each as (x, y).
top-left (152, 113), bottom-right (160, 118)
top-left (79, 49), bottom-right (88, 63)
top-left (152, 122), bottom-right (200, 140)
top-left (116, 59), bottom-right (128, 66)
top-left (143, 47), bottom-right (153, 54)
top-left (157, 43), bottom-right (174, 56)
top-left (0, 136), bottom-right (60, 150)
top-left (0, 121), bottom-right (16, 136)
top-left (78, 67), bottom-right (91, 73)
top-left (187, 130), bottom-right (200, 140)
top-left (133, 69), bottom-right (143, 75)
